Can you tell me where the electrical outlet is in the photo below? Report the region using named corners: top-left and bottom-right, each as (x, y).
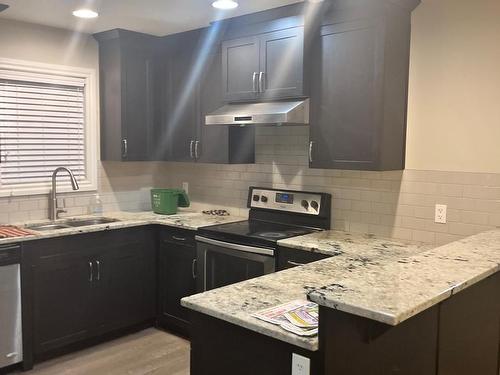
top-left (182, 182), bottom-right (189, 195)
top-left (292, 353), bottom-right (310, 375)
top-left (435, 204), bottom-right (447, 224)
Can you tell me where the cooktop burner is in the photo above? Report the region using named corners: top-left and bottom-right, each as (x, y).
top-left (198, 219), bottom-right (319, 247)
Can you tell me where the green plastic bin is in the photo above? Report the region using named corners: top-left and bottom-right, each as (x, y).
top-left (151, 189), bottom-right (190, 215)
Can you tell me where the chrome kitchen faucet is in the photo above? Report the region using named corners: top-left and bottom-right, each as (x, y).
top-left (49, 167), bottom-right (80, 221)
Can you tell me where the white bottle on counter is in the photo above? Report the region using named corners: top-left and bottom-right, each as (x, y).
top-left (91, 194), bottom-right (103, 215)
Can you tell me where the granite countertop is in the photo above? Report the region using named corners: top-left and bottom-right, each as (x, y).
top-left (182, 229), bottom-right (500, 351)
top-left (277, 230), bottom-right (434, 256)
top-left (0, 210), bottom-right (245, 246)
top-left (307, 229), bottom-right (500, 325)
top-left (182, 231), bottom-right (432, 351)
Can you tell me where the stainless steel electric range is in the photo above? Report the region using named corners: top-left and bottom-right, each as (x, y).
top-left (196, 187), bottom-right (332, 292)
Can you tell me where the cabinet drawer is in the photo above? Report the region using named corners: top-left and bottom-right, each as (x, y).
top-left (160, 228), bottom-right (196, 248)
top-left (277, 246), bottom-right (330, 271)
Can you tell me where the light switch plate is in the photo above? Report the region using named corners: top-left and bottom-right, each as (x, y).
top-left (292, 353), bottom-right (310, 375)
top-left (435, 204), bottom-right (447, 224)
top-left (182, 182), bottom-right (189, 195)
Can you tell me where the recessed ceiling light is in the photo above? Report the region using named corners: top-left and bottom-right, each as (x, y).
top-left (212, 0), bottom-right (239, 10)
top-left (72, 9), bottom-right (99, 19)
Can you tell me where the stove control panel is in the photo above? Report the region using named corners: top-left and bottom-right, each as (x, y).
top-left (249, 188), bottom-right (323, 215)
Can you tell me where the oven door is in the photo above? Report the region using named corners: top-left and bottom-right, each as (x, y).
top-left (195, 236), bottom-right (276, 292)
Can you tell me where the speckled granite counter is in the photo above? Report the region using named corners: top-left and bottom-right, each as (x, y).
top-left (277, 230), bottom-right (433, 257)
top-left (182, 231), bottom-right (431, 351)
top-left (0, 210), bottom-right (245, 246)
top-left (182, 229), bottom-right (500, 351)
top-left (307, 229), bottom-right (500, 325)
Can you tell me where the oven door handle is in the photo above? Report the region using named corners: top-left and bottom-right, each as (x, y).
top-left (195, 236), bottom-right (274, 256)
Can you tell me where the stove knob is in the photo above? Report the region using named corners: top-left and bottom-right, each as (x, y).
top-left (301, 200), bottom-right (309, 210)
top-left (310, 200), bottom-right (319, 211)
top-left (261, 196), bottom-right (268, 203)
top-left (253, 194), bottom-right (260, 202)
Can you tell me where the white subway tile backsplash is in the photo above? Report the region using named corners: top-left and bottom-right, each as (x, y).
top-left (1, 128), bottom-right (499, 246)
top-left (155, 127), bottom-right (500, 245)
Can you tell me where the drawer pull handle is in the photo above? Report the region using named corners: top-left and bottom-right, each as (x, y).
top-left (287, 260), bottom-right (306, 267)
top-left (192, 259), bottom-right (197, 279)
top-left (172, 236), bottom-right (187, 241)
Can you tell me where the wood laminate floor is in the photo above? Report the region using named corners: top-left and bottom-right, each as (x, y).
top-left (16, 329), bottom-right (190, 375)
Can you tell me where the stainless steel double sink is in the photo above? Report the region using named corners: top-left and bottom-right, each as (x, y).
top-left (26, 217), bottom-right (120, 232)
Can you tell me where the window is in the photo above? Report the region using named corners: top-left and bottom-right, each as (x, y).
top-left (0, 58), bottom-right (97, 196)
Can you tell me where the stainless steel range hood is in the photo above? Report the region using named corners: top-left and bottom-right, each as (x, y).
top-left (205, 99), bottom-right (309, 126)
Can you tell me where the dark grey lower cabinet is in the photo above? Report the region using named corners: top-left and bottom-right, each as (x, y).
top-left (25, 227), bottom-right (156, 359)
top-left (309, 4), bottom-right (415, 170)
top-left (157, 228), bottom-right (198, 336)
top-left (277, 246), bottom-right (331, 271)
top-left (320, 273), bottom-right (500, 375)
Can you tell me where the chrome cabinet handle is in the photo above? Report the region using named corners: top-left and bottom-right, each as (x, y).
top-left (189, 140), bottom-right (195, 159)
top-left (309, 141), bottom-right (314, 163)
top-left (6, 352), bottom-right (18, 358)
top-left (88, 261), bottom-right (93, 282)
top-left (195, 141), bottom-right (200, 159)
top-left (192, 259), bottom-right (197, 279)
top-left (172, 236), bottom-right (187, 242)
top-left (122, 139), bottom-right (128, 158)
top-left (258, 72), bottom-right (265, 93)
top-left (252, 72), bottom-right (258, 93)
top-left (96, 260), bottom-right (101, 281)
top-left (287, 260), bottom-right (306, 267)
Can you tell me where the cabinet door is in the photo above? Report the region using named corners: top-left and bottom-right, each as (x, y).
top-left (259, 27), bottom-right (304, 100)
top-left (158, 239), bottom-right (197, 331)
top-left (33, 253), bottom-right (93, 354)
top-left (198, 48), bottom-right (256, 164)
top-left (310, 20), bottom-right (381, 170)
top-left (165, 41), bottom-right (199, 162)
top-left (197, 48), bottom-right (229, 163)
top-left (222, 36), bottom-right (260, 102)
top-left (122, 49), bottom-right (155, 161)
top-left (96, 235), bottom-right (156, 333)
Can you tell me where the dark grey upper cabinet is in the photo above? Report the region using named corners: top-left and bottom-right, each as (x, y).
top-left (198, 47), bottom-right (255, 164)
top-left (222, 36), bottom-right (260, 102)
top-left (94, 30), bottom-right (158, 161)
top-left (309, 3), bottom-right (414, 170)
top-left (222, 26), bottom-right (305, 102)
top-left (164, 31), bottom-right (200, 163)
top-left (158, 29), bottom-right (255, 164)
top-left (259, 27), bottom-right (304, 100)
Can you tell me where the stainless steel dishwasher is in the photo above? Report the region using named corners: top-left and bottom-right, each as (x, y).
top-left (0, 243), bottom-right (23, 369)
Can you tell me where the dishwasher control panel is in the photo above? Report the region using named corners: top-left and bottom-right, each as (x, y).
top-left (0, 244), bottom-right (21, 267)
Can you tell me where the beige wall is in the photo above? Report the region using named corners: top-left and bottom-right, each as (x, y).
top-left (0, 18), bottom-right (98, 69)
top-left (406, 0), bottom-right (500, 173)
top-left (0, 20), bottom-right (159, 223)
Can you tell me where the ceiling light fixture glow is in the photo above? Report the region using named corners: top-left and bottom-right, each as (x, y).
top-left (212, 0), bottom-right (239, 10)
top-left (72, 9), bottom-right (99, 19)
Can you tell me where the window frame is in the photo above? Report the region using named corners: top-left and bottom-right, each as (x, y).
top-left (0, 58), bottom-right (98, 197)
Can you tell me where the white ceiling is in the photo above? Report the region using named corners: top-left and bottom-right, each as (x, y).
top-left (0, 0), bottom-right (302, 36)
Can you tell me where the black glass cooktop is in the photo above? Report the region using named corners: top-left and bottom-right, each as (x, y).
top-left (197, 220), bottom-right (320, 248)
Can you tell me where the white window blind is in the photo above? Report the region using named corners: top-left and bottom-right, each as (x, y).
top-left (0, 77), bottom-right (87, 187)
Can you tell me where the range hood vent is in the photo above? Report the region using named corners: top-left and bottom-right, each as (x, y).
top-left (205, 99), bottom-right (309, 126)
